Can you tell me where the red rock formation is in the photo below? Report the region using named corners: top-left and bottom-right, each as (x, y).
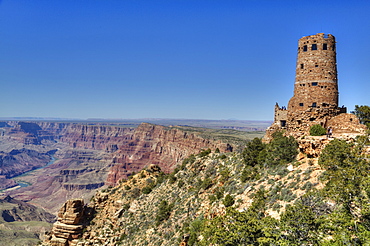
top-left (5, 122), bottom-right (234, 214)
top-left (58, 124), bottom-right (134, 150)
top-left (38, 122), bottom-right (233, 185)
top-left (47, 199), bottom-right (87, 246)
top-left (106, 123), bottom-right (232, 185)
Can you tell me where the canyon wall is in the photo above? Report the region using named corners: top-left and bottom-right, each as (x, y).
top-left (2, 121), bottom-right (234, 213)
top-left (107, 123), bottom-right (232, 184)
top-left (38, 122), bottom-right (232, 185)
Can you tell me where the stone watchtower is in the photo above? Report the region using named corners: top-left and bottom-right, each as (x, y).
top-left (288, 33), bottom-right (338, 112)
top-left (265, 33), bottom-right (366, 141)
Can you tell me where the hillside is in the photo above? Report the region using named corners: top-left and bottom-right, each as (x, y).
top-left (43, 131), bottom-right (370, 245)
top-left (0, 196), bottom-right (55, 246)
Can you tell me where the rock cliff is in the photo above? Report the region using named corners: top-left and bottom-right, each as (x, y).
top-left (106, 123), bottom-right (232, 185)
top-left (45, 198), bottom-right (92, 246)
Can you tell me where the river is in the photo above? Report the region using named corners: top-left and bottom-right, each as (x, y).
top-left (12, 156), bottom-right (56, 188)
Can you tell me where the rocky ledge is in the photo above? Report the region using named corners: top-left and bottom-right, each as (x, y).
top-left (44, 198), bottom-right (93, 246)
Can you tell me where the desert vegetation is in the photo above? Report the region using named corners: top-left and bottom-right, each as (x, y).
top-left (70, 127), bottom-right (370, 245)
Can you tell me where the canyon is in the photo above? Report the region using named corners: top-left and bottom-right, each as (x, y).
top-left (0, 121), bottom-right (251, 214)
top-left (0, 120), bottom-right (264, 245)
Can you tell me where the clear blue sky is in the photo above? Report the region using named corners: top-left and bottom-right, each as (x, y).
top-left (1, 0), bottom-right (370, 120)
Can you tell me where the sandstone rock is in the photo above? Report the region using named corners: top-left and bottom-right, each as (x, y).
top-left (47, 199), bottom-right (87, 246)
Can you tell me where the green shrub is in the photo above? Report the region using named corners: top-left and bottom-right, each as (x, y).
top-left (200, 178), bottom-right (213, 190)
top-left (209, 195), bottom-right (217, 203)
top-left (198, 149), bottom-right (211, 157)
top-left (131, 188), bottom-right (141, 198)
top-left (241, 166), bottom-right (260, 182)
top-left (178, 180), bottom-right (185, 188)
top-left (215, 187), bottom-right (225, 200)
top-left (182, 154), bottom-right (196, 168)
top-left (223, 194), bottom-right (235, 207)
top-left (264, 131), bottom-right (298, 165)
top-left (156, 172), bottom-right (166, 186)
top-left (309, 124), bottom-right (326, 136)
top-left (142, 186), bottom-right (152, 194)
top-left (219, 168), bottom-right (230, 183)
top-left (155, 200), bottom-right (174, 226)
top-left (168, 173), bottom-right (177, 184)
top-left (242, 137), bottom-right (266, 166)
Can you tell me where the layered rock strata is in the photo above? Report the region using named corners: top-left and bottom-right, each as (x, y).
top-left (47, 199), bottom-right (89, 246)
top-left (3, 122), bottom-right (234, 214)
top-left (106, 123), bottom-right (233, 184)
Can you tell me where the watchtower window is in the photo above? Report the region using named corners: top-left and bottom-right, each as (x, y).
top-left (299, 103), bottom-right (304, 107)
top-left (312, 82), bottom-right (318, 86)
top-left (280, 120), bottom-right (286, 127)
top-left (303, 45), bottom-right (307, 52)
top-left (323, 43), bottom-right (328, 50)
top-left (311, 44), bottom-right (317, 50)
top-left (312, 102), bottom-right (317, 108)
top-left (309, 117), bottom-right (316, 121)
top-left (300, 64), bottom-right (304, 69)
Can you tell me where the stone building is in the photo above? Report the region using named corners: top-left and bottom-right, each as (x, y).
top-left (265, 33), bottom-right (366, 141)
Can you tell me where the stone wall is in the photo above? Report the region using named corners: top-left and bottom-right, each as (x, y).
top-left (274, 103), bottom-right (288, 127)
top-left (288, 33), bottom-right (338, 112)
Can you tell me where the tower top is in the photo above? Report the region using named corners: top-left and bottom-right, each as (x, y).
top-left (288, 33), bottom-right (338, 112)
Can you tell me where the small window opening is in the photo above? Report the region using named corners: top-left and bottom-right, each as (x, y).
top-left (280, 120), bottom-right (286, 127)
top-left (312, 82), bottom-right (318, 86)
top-left (303, 45), bottom-right (307, 52)
top-left (297, 120), bottom-right (302, 125)
top-left (299, 103), bottom-right (304, 107)
top-left (323, 43), bottom-right (328, 50)
top-left (312, 102), bottom-right (317, 108)
top-left (300, 64), bottom-right (304, 69)
top-left (310, 117), bottom-right (316, 121)
top-left (315, 64), bottom-right (319, 67)
top-left (312, 44), bottom-right (317, 50)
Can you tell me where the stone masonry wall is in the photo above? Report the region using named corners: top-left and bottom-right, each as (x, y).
top-left (288, 33), bottom-right (338, 112)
